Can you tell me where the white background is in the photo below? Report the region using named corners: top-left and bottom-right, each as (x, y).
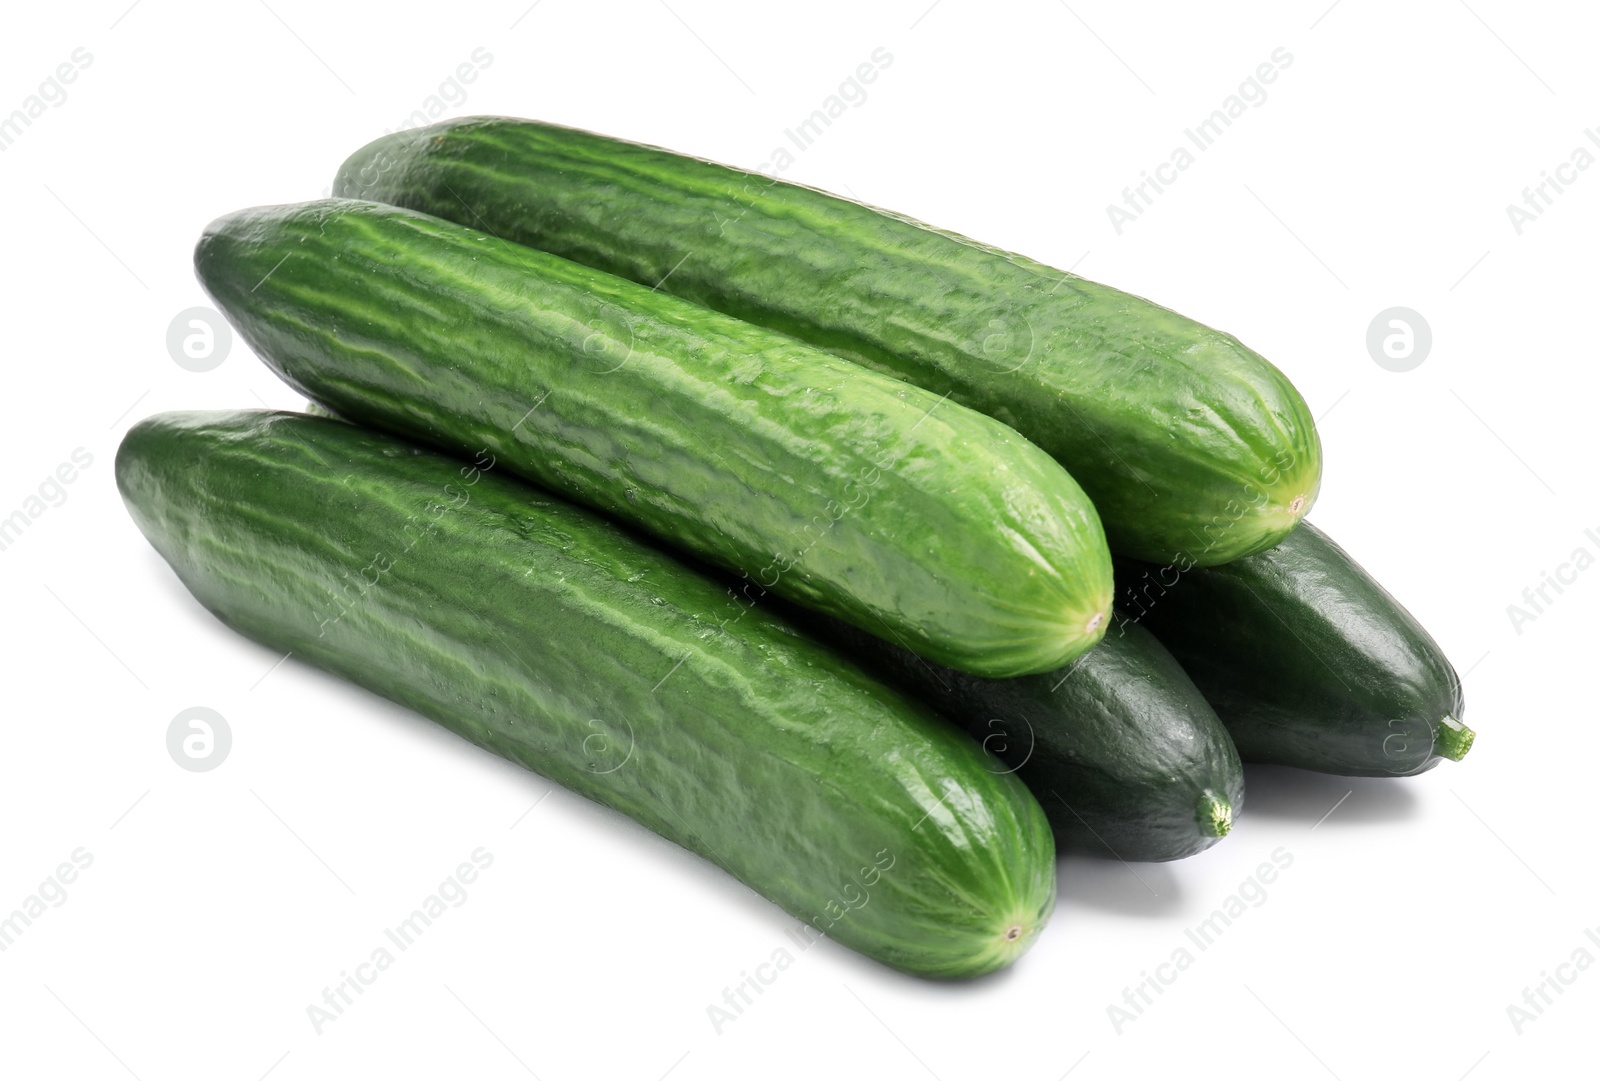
top-left (2, 1), bottom-right (1595, 1078)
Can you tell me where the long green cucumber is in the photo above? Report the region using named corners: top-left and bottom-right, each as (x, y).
top-left (808, 613), bottom-right (1243, 862)
top-left (194, 199), bottom-right (1112, 678)
top-left (310, 393), bottom-right (1239, 857)
top-left (1117, 521), bottom-right (1474, 776)
top-left (332, 116), bottom-right (1322, 566)
top-left (116, 410), bottom-right (1057, 978)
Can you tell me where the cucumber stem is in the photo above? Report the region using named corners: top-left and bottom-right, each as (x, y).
top-left (1198, 791), bottom-right (1233, 838)
top-left (1435, 714), bottom-right (1476, 762)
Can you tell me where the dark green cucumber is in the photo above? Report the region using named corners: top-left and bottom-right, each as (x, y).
top-left (811, 613), bottom-right (1243, 862)
top-left (195, 199), bottom-right (1112, 678)
top-left (1117, 521), bottom-right (1473, 776)
top-left (333, 116), bottom-right (1322, 566)
top-left (117, 410), bottom-right (1057, 978)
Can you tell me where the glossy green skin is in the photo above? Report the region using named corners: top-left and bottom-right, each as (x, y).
top-left (194, 199), bottom-right (1111, 678)
top-left (116, 410), bottom-right (1057, 978)
top-left (333, 117), bottom-right (1322, 566)
top-left (813, 614), bottom-right (1243, 861)
top-left (1117, 522), bottom-right (1467, 776)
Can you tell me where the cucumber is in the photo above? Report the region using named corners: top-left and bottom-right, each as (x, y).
top-left (1117, 521), bottom-right (1474, 776)
top-left (808, 612), bottom-right (1243, 862)
top-left (333, 116), bottom-right (1322, 566)
top-left (116, 409), bottom-right (1057, 978)
top-left (194, 199), bottom-right (1112, 679)
top-left (309, 392), bottom-right (1239, 857)
top-left (314, 392), bottom-right (1238, 857)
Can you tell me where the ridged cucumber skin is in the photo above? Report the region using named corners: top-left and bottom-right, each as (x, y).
top-left (322, 388), bottom-right (1235, 853)
top-left (116, 410), bottom-right (1057, 979)
top-left (810, 613), bottom-right (1243, 862)
top-left (1117, 522), bottom-right (1471, 777)
top-left (194, 199), bottom-right (1112, 679)
top-left (332, 116), bottom-right (1322, 567)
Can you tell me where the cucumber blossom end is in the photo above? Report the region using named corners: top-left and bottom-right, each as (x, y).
top-left (1199, 791), bottom-right (1234, 838)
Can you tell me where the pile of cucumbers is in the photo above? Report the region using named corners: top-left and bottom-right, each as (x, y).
top-left (120, 117), bottom-right (1473, 980)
